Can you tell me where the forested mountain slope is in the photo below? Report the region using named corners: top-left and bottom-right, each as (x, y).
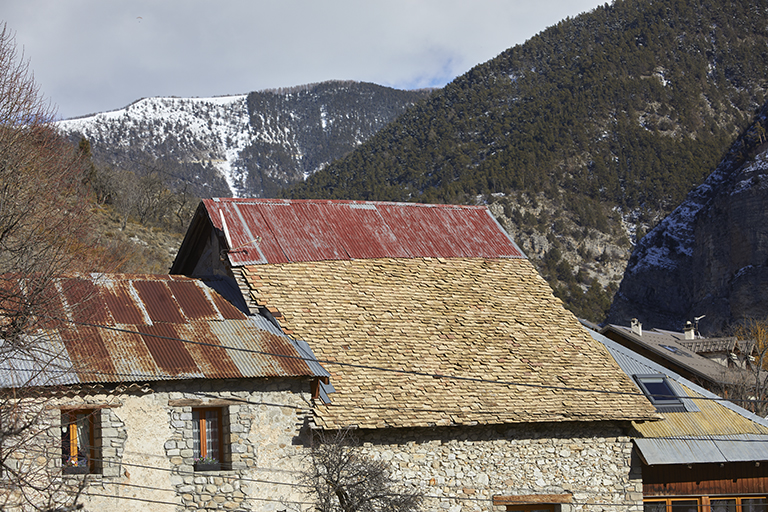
top-left (57, 81), bottom-right (431, 198)
top-left (284, 0), bottom-right (768, 322)
top-left (608, 102), bottom-right (768, 333)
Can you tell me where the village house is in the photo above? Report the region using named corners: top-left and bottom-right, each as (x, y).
top-left (600, 320), bottom-right (760, 396)
top-left (588, 329), bottom-right (768, 512)
top-left (170, 198), bottom-right (661, 512)
top-left (0, 273), bottom-right (327, 511)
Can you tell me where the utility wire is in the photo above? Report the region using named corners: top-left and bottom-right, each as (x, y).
top-left (22, 445), bottom-right (667, 506)
top-left (22, 312), bottom-right (767, 406)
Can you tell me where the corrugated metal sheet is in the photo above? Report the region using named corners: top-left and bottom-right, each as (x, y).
top-left (589, 329), bottom-right (768, 464)
top-left (635, 436), bottom-right (768, 465)
top-left (0, 274), bottom-right (326, 388)
top-left (601, 324), bottom-right (751, 386)
top-left (590, 331), bottom-right (700, 413)
top-left (0, 332), bottom-right (78, 388)
top-left (203, 198), bottom-right (525, 266)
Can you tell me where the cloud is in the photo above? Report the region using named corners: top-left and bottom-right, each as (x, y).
top-left (3, 0), bottom-right (603, 119)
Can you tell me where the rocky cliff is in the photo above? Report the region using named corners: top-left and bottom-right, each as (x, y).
top-left (608, 105), bottom-right (768, 334)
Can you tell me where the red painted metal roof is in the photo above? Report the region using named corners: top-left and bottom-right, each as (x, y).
top-left (202, 198), bottom-right (525, 266)
top-left (4, 274), bottom-right (319, 385)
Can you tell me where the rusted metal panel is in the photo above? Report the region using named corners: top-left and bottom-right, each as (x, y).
top-left (203, 198), bottom-right (525, 266)
top-left (216, 199), bottom-right (278, 264)
top-left (208, 321), bottom-right (315, 377)
top-left (319, 203), bottom-right (409, 259)
top-left (59, 324), bottom-right (117, 382)
top-left (132, 280), bottom-right (186, 324)
top-left (178, 323), bottom-right (242, 379)
top-left (101, 279), bottom-right (146, 325)
top-left (207, 288), bottom-right (247, 319)
top-left (262, 201), bottom-right (351, 262)
top-left (95, 327), bottom-right (160, 381)
top-left (58, 278), bottom-right (109, 325)
top-left (166, 279), bottom-right (222, 321)
top-left (0, 274), bottom-right (322, 387)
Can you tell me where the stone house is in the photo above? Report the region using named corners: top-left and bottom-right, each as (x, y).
top-left (589, 329), bottom-right (768, 512)
top-left (171, 198), bottom-right (661, 512)
top-left (0, 273), bottom-right (327, 511)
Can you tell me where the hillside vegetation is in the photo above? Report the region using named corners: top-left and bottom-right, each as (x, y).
top-left (284, 0), bottom-right (768, 322)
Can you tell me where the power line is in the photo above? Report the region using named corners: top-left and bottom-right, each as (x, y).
top-left (24, 312), bottom-right (766, 406)
top-left (19, 445), bottom-right (665, 507)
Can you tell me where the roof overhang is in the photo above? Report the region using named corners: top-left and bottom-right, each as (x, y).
top-left (635, 435), bottom-right (768, 465)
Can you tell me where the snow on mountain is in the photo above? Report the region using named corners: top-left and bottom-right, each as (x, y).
top-left (58, 95), bottom-right (253, 196)
top-left (56, 81), bottom-right (432, 198)
top-left (608, 104), bottom-right (768, 333)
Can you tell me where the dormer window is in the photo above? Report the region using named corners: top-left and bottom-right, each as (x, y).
top-left (634, 374), bottom-right (686, 412)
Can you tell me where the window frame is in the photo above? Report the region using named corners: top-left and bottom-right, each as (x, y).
top-left (634, 374), bottom-right (686, 412)
top-left (192, 407), bottom-right (224, 471)
top-left (61, 409), bottom-right (96, 475)
top-left (644, 496), bottom-right (768, 512)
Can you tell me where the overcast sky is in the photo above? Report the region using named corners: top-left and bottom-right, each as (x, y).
top-left (4, 0), bottom-right (604, 120)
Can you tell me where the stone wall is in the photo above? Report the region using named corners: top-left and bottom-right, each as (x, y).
top-left (0, 378), bottom-right (313, 512)
top-left (2, 381), bottom-right (642, 512)
top-left (353, 422), bottom-right (642, 512)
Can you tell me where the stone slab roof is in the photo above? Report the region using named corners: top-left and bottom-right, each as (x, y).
top-left (239, 257), bottom-right (660, 429)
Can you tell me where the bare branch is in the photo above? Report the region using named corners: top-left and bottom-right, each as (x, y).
top-left (301, 428), bottom-right (423, 512)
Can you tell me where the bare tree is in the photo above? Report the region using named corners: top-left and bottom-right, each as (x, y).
top-left (301, 428), bottom-right (423, 512)
top-left (0, 22), bottom-right (113, 510)
top-left (727, 318), bottom-right (768, 417)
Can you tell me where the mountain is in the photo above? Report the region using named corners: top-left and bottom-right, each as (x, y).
top-left (607, 102), bottom-right (768, 334)
top-left (56, 81), bottom-right (432, 198)
top-left (282, 0), bottom-right (768, 322)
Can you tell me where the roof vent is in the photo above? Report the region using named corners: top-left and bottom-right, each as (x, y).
top-left (631, 318), bottom-right (642, 336)
top-left (684, 321), bottom-right (695, 340)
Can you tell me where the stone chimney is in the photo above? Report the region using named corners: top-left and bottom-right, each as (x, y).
top-left (631, 318), bottom-right (642, 336)
top-left (684, 321), bottom-right (695, 340)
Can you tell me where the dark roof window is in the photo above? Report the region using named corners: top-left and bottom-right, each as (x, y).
top-left (634, 374), bottom-right (687, 412)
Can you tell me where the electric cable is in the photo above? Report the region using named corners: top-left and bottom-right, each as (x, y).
top-left (14, 310), bottom-right (766, 406)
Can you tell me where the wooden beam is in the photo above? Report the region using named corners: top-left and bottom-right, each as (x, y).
top-left (493, 494), bottom-right (573, 506)
top-left (168, 399), bottom-right (239, 407)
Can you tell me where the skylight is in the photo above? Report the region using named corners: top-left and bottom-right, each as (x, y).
top-left (634, 374), bottom-right (686, 412)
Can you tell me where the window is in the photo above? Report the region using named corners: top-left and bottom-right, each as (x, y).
top-left (493, 494), bottom-right (570, 511)
top-left (634, 374), bottom-right (686, 412)
top-left (505, 505), bottom-right (556, 512)
top-left (645, 497), bottom-right (767, 512)
top-left (713, 498), bottom-right (768, 512)
top-left (61, 410), bottom-right (97, 474)
top-left (192, 408), bottom-right (223, 470)
top-left (644, 499), bottom-right (699, 512)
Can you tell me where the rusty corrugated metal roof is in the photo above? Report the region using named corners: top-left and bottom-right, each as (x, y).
top-left (0, 274), bottom-right (322, 387)
top-left (201, 198), bottom-right (525, 266)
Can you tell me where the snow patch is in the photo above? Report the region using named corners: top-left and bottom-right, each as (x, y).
top-left (57, 95), bottom-right (253, 197)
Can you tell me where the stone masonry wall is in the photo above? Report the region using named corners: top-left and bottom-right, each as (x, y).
top-left (2, 382), bottom-right (642, 512)
top-left (1, 378), bottom-right (314, 512)
top-left (160, 378), bottom-right (313, 511)
top-left (354, 422), bottom-right (642, 512)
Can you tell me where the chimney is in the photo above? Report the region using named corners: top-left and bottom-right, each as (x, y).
top-left (684, 321), bottom-right (695, 340)
top-left (631, 318), bottom-right (642, 336)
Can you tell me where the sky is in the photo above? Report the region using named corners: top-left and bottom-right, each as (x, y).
top-left (3, 0), bottom-right (605, 120)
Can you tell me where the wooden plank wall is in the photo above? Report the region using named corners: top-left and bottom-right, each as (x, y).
top-left (644, 463), bottom-right (768, 496)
